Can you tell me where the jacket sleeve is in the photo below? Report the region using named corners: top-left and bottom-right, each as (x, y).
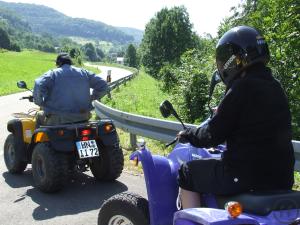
top-left (33, 71), bottom-right (55, 106)
top-left (87, 71), bottom-right (109, 100)
top-left (185, 81), bottom-right (245, 148)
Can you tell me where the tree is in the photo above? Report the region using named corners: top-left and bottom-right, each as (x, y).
top-left (0, 27), bottom-right (11, 50)
top-left (96, 48), bottom-right (105, 60)
top-left (218, 0), bottom-right (300, 137)
top-left (140, 6), bottom-right (198, 78)
top-left (125, 44), bottom-right (137, 67)
top-left (159, 49), bottom-right (212, 123)
top-left (83, 42), bottom-right (98, 61)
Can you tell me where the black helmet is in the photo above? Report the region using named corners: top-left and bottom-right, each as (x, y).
top-left (56, 52), bottom-right (72, 67)
top-left (216, 26), bottom-right (270, 86)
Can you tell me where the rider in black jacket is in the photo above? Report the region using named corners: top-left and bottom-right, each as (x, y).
top-left (177, 26), bottom-right (295, 209)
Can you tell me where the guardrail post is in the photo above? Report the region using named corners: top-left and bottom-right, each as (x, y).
top-left (106, 70), bottom-right (112, 83)
top-left (130, 133), bottom-right (137, 149)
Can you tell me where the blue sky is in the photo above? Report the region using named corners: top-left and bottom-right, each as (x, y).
top-left (3, 0), bottom-right (242, 36)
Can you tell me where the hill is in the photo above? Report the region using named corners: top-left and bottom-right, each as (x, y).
top-left (0, 1), bottom-right (143, 44)
top-left (117, 27), bottom-right (144, 43)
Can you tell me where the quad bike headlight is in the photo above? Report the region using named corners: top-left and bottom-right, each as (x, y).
top-left (225, 201), bottom-right (243, 218)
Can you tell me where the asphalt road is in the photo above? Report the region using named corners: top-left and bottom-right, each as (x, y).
top-left (0, 66), bottom-right (146, 225)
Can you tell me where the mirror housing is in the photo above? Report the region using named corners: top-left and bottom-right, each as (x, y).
top-left (208, 70), bottom-right (222, 99)
top-left (17, 81), bottom-right (27, 89)
top-left (159, 100), bottom-right (174, 118)
top-left (160, 100), bottom-right (186, 129)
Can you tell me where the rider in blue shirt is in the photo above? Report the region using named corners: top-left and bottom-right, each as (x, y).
top-left (33, 53), bottom-right (108, 126)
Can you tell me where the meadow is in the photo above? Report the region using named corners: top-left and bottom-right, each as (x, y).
top-left (0, 50), bottom-right (99, 96)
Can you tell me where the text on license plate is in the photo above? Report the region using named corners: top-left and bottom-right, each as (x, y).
top-left (76, 140), bottom-right (99, 158)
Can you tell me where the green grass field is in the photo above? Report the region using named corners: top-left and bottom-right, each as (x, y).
top-left (0, 50), bottom-right (100, 96)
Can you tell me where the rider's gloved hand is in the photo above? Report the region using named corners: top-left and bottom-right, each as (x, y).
top-left (177, 128), bottom-right (191, 144)
top-left (29, 96), bottom-right (34, 102)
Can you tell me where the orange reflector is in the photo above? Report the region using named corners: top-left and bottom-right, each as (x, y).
top-left (104, 124), bottom-right (113, 133)
top-left (57, 130), bottom-right (64, 136)
top-left (35, 132), bottom-right (49, 143)
top-left (225, 201), bottom-right (243, 218)
top-left (130, 157), bottom-right (139, 167)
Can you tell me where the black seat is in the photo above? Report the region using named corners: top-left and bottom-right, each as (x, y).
top-left (215, 190), bottom-right (300, 216)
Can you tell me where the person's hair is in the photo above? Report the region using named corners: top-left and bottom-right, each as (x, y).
top-left (56, 53), bottom-right (72, 67)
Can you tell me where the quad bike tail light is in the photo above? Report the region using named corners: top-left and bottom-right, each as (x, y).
top-left (81, 129), bottom-right (91, 136)
top-left (225, 201), bottom-right (243, 218)
top-left (34, 132), bottom-right (49, 143)
top-left (80, 129), bottom-right (92, 141)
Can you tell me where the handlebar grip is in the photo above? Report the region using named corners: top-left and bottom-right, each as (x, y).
top-left (166, 137), bottom-right (178, 147)
top-left (20, 96), bottom-right (33, 102)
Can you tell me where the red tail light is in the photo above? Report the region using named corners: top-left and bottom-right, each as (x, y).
top-left (81, 136), bottom-right (89, 141)
top-left (81, 129), bottom-right (91, 136)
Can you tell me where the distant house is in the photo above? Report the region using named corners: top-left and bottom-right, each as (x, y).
top-left (116, 57), bottom-right (124, 65)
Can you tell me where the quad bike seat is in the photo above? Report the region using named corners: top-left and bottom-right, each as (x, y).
top-left (215, 190), bottom-right (300, 215)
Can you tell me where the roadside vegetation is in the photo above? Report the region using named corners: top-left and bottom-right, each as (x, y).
top-left (0, 50), bottom-right (100, 96)
top-left (101, 69), bottom-right (173, 174)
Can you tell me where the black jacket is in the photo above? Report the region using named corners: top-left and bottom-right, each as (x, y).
top-left (185, 64), bottom-right (295, 190)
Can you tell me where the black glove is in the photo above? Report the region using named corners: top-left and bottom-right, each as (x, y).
top-left (29, 96), bottom-right (34, 102)
top-left (177, 128), bottom-right (191, 144)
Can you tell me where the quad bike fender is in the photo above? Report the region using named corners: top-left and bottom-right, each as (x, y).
top-left (97, 120), bottom-right (119, 147)
top-left (130, 148), bottom-right (178, 225)
top-left (31, 128), bottom-right (74, 153)
top-left (7, 119), bottom-right (28, 162)
top-left (173, 208), bottom-right (259, 225)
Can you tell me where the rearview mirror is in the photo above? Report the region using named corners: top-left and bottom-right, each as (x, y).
top-left (159, 100), bottom-right (174, 118)
top-left (17, 81), bottom-right (27, 89)
top-left (208, 70), bottom-right (221, 98)
top-left (160, 100), bottom-right (186, 129)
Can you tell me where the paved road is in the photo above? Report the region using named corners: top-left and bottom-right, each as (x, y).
top-left (0, 66), bottom-right (146, 225)
top-left (86, 64), bottom-right (133, 83)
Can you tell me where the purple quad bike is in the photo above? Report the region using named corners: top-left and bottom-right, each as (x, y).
top-left (99, 142), bottom-right (300, 225)
top-left (98, 72), bottom-right (300, 225)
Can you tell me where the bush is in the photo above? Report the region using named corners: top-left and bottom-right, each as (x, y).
top-left (159, 49), bottom-right (213, 123)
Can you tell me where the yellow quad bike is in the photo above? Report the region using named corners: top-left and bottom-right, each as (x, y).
top-left (4, 81), bottom-right (124, 193)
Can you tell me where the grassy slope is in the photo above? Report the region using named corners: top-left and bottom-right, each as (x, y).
top-left (103, 69), bottom-right (300, 189)
top-left (102, 70), bottom-right (173, 173)
top-left (0, 50), bottom-right (56, 95)
top-left (0, 50), bottom-right (100, 96)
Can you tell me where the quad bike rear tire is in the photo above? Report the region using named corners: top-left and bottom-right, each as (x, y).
top-left (4, 134), bottom-right (27, 174)
top-left (90, 144), bottom-right (124, 181)
top-left (98, 192), bottom-right (150, 225)
top-left (32, 143), bottom-right (69, 193)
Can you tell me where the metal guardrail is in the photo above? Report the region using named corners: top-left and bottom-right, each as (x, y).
top-left (94, 101), bottom-right (300, 172)
top-left (107, 69), bottom-right (138, 91)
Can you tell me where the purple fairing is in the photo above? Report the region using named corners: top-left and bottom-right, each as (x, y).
top-left (130, 143), bottom-right (300, 225)
top-left (130, 143), bottom-right (224, 225)
top-left (174, 208), bottom-right (259, 225)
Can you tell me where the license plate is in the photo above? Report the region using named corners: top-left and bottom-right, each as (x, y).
top-left (76, 140), bottom-right (99, 159)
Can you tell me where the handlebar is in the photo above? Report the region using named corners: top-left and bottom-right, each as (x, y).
top-left (20, 96), bottom-right (33, 102)
top-left (166, 137), bottom-right (178, 147)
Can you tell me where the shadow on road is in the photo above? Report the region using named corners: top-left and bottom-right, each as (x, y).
top-left (3, 170), bottom-right (128, 221)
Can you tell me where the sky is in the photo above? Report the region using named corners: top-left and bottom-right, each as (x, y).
top-left (2, 0), bottom-right (242, 36)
